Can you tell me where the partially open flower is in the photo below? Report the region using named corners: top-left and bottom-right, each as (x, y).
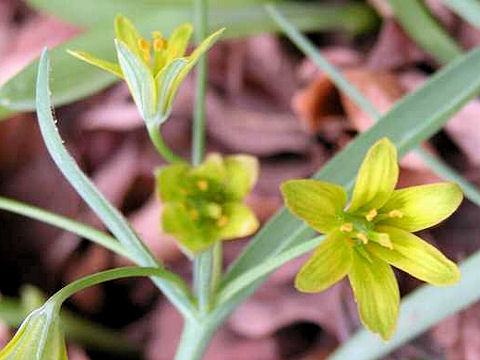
top-left (157, 153), bottom-right (260, 254)
top-left (281, 138), bottom-right (462, 340)
top-left (68, 15), bottom-right (224, 125)
top-left (0, 302), bottom-right (67, 360)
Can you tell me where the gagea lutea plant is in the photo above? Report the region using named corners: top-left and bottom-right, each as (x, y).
top-left (0, 6), bottom-right (468, 360)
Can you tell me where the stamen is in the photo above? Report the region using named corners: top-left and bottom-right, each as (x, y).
top-left (377, 233), bottom-right (393, 249)
top-left (170, 45), bottom-right (178, 58)
top-left (340, 222), bottom-right (353, 233)
top-left (365, 208), bottom-right (377, 222)
top-left (197, 180), bottom-right (208, 191)
top-left (356, 232), bottom-right (368, 244)
top-left (217, 215), bottom-right (229, 227)
top-left (138, 38), bottom-right (151, 62)
top-left (388, 210), bottom-right (404, 218)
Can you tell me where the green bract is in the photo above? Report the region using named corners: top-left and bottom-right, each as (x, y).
top-left (281, 138), bottom-right (463, 340)
top-left (157, 153), bottom-right (259, 254)
top-left (68, 15), bottom-right (224, 125)
top-left (0, 303), bottom-right (67, 360)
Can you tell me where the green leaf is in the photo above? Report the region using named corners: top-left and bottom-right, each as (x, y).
top-left (35, 49), bottom-right (195, 322)
top-left (281, 179), bottom-right (347, 234)
top-left (441, 0), bottom-right (480, 28)
top-left (378, 182), bottom-right (463, 232)
top-left (388, 0), bottom-right (462, 64)
top-left (0, 2), bottom-right (377, 113)
top-left (295, 230), bottom-right (352, 293)
top-left (348, 138), bottom-right (398, 213)
top-left (348, 252), bottom-right (399, 341)
top-left (369, 226), bottom-right (460, 286)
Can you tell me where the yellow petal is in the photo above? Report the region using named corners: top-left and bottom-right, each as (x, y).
top-left (369, 226), bottom-right (460, 285)
top-left (378, 182), bottom-right (463, 232)
top-left (114, 14), bottom-right (143, 59)
top-left (281, 179), bottom-right (347, 233)
top-left (224, 154), bottom-right (259, 201)
top-left (219, 203), bottom-right (259, 240)
top-left (67, 50), bottom-right (123, 78)
top-left (167, 23), bottom-right (193, 59)
top-left (295, 231), bottom-right (352, 292)
top-left (348, 250), bottom-right (399, 340)
top-left (349, 138), bottom-right (399, 213)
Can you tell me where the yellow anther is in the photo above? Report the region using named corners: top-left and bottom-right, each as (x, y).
top-left (340, 223), bottom-right (353, 233)
top-left (138, 38), bottom-right (151, 62)
top-left (377, 233), bottom-right (393, 249)
top-left (189, 209), bottom-right (199, 221)
top-left (153, 38), bottom-right (167, 51)
top-left (366, 208), bottom-right (377, 222)
top-left (356, 232), bottom-right (368, 244)
top-left (170, 45), bottom-right (178, 58)
top-left (217, 215), bottom-right (229, 227)
top-left (388, 210), bottom-right (404, 218)
top-left (197, 180), bottom-right (208, 191)
top-left (152, 31), bottom-right (163, 39)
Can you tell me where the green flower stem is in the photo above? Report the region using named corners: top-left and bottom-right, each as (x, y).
top-left (147, 123), bottom-right (185, 164)
top-left (192, 0), bottom-right (208, 167)
top-left (0, 196), bottom-right (132, 261)
top-left (49, 266), bottom-right (188, 308)
top-left (193, 249), bottom-right (215, 315)
top-left (174, 320), bottom-right (216, 360)
top-left (265, 4), bottom-right (480, 208)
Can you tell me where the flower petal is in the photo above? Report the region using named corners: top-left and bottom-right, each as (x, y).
top-left (167, 23), bottom-right (193, 59)
top-left (281, 179), bottom-right (347, 233)
top-left (378, 182), bottom-right (463, 232)
top-left (190, 153), bottom-right (227, 183)
top-left (162, 203), bottom-right (218, 253)
top-left (114, 14), bottom-right (143, 59)
top-left (349, 138), bottom-right (399, 213)
top-left (155, 58), bottom-right (188, 118)
top-left (156, 163), bottom-right (190, 202)
top-left (169, 28), bottom-right (225, 100)
top-left (348, 250), bottom-right (399, 340)
top-left (295, 231), bottom-right (352, 293)
top-left (224, 155), bottom-right (259, 201)
top-left (369, 226), bottom-right (460, 285)
top-left (115, 40), bottom-right (156, 120)
top-left (67, 50), bottom-right (123, 78)
top-left (219, 203), bottom-right (259, 240)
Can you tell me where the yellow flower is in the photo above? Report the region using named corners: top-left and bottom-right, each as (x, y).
top-left (68, 15), bottom-right (224, 125)
top-left (157, 153), bottom-right (260, 254)
top-left (281, 138), bottom-right (462, 340)
top-left (0, 303), bottom-right (67, 360)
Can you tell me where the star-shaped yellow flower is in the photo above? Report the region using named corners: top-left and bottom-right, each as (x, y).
top-left (281, 138), bottom-right (462, 340)
top-left (68, 15), bottom-right (224, 125)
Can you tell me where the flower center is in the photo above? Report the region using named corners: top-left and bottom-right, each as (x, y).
top-left (339, 212), bottom-right (393, 249)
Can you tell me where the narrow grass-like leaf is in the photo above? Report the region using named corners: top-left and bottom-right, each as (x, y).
top-left (388, 0), bottom-right (462, 64)
top-left (35, 49), bottom-right (196, 322)
top-left (0, 196), bottom-right (131, 260)
top-left (441, 0), bottom-right (480, 28)
top-left (0, 2), bottom-right (377, 113)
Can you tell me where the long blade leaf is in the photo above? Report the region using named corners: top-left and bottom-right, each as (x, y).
top-left (35, 48), bottom-right (195, 321)
top-left (441, 0), bottom-right (480, 28)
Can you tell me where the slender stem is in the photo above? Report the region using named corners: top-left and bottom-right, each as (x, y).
top-left (0, 196), bottom-right (132, 260)
top-left (265, 4), bottom-right (480, 207)
top-left (49, 267), bottom-right (187, 307)
top-left (147, 123), bottom-right (185, 163)
top-left (192, 0), bottom-right (208, 166)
